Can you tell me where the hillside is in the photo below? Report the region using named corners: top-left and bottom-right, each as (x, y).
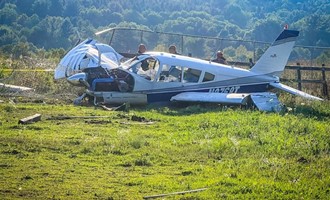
top-left (0, 0), bottom-right (329, 52)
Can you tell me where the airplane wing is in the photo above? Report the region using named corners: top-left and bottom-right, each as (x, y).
top-left (170, 92), bottom-right (283, 112)
top-left (270, 82), bottom-right (323, 101)
top-left (170, 92), bottom-right (250, 105)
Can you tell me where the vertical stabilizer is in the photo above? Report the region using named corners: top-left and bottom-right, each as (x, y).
top-left (250, 30), bottom-right (299, 76)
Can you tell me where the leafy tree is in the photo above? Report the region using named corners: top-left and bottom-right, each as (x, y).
top-left (184, 38), bottom-right (207, 58)
top-left (234, 45), bottom-right (253, 62)
top-left (0, 26), bottom-right (19, 46)
top-left (294, 14), bottom-right (330, 47)
top-left (0, 3), bottom-right (18, 24)
top-left (144, 11), bottom-right (163, 27)
top-left (15, 0), bottom-right (34, 16)
top-left (25, 14), bottom-right (40, 29)
top-left (32, 0), bottom-right (51, 18)
top-left (315, 50), bottom-right (330, 66)
top-left (123, 9), bottom-right (146, 25)
top-left (63, 0), bottom-right (80, 17)
top-left (28, 16), bottom-right (72, 49)
top-left (49, 1), bottom-right (64, 16)
top-left (0, 0), bottom-right (328, 64)
top-left (252, 18), bottom-right (282, 42)
top-left (223, 4), bottom-right (250, 28)
top-left (110, 12), bottom-right (124, 24)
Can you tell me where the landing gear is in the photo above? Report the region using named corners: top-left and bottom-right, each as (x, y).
top-left (73, 93), bottom-right (86, 105)
top-left (73, 93), bottom-right (96, 106)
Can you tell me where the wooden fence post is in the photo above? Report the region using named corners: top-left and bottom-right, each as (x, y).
top-left (321, 64), bottom-right (329, 98)
top-left (296, 63), bottom-right (302, 91)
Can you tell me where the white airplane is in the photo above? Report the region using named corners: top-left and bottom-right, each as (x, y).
top-left (54, 29), bottom-right (323, 112)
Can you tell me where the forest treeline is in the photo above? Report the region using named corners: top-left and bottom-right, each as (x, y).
top-left (0, 0), bottom-right (329, 62)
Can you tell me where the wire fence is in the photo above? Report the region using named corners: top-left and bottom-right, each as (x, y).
top-left (1, 27), bottom-right (329, 99)
top-left (97, 28), bottom-right (330, 67)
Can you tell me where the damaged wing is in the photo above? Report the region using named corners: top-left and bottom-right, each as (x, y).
top-left (170, 92), bottom-right (251, 105)
top-left (170, 92), bottom-right (284, 112)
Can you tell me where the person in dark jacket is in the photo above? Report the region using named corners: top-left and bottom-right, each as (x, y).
top-left (212, 51), bottom-right (228, 64)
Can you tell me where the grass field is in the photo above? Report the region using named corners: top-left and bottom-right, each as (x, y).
top-left (0, 97), bottom-right (329, 199)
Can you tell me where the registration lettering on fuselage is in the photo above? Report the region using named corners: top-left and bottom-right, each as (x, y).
top-left (209, 86), bottom-right (240, 93)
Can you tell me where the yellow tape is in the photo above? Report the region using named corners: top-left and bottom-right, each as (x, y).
top-left (1, 69), bottom-right (54, 72)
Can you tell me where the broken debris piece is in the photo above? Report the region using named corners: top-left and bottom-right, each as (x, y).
top-left (18, 114), bottom-right (42, 124)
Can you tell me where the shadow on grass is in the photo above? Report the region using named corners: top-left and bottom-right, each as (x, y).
top-left (137, 100), bottom-right (330, 120)
top-left (290, 103), bottom-right (330, 120)
top-left (140, 102), bottom-right (251, 116)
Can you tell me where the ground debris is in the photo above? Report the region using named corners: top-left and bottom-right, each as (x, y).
top-left (143, 188), bottom-right (208, 199)
top-left (119, 115), bottom-right (156, 125)
top-left (47, 115), bottom-right (112, 120)
top-left (131, 115), bottom-right (148, 122)
top-left (85, 120), bottom-right (112, 124)
top-left (18, 114), bottom-right (41, 124)
top-left (100, 103), bottom-right (130, 111)
top-left (297, 157), bottom-right (309, 164)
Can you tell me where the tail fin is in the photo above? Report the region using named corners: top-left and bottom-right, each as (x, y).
top-left (250, 29), bottom-right (299, 76)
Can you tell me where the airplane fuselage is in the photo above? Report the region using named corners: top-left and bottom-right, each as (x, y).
top-left (77, 52), bottom-right (278, 105)
top-left (57, 29), bottom-right (322, 110)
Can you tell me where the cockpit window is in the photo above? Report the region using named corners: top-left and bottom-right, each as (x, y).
top-left (158, 65), bottom-right (183, 82)
top-left (203, 72), bottom-right (215, 82)
top-left (183, 67), bottom-right (201, 83)
top-left (158, 64), bottom-right (202, 83)
top-left (127, 57), bottom-right (159, 81)
top-left (122, 57), bottom-right (139, 69)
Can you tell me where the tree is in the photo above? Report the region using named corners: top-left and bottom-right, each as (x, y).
top-left (32, 0), bottom-right (51, 18)
top-left (28, 16), bottom-right (72, 49)
top-left (49, 1), bottom-right (64, 16)
top-left (252, 18), bottom-right (282, 42)
top-left (0, 26), bottom-right (19, 46)
top-left (63, 0), bottom-right (80, 17)
top-left (0, 3), bottom-right (18, 24)
top-left (123, 9), bottom-right (146, 25)
top-left (223, 4), bottom-right (250, 28)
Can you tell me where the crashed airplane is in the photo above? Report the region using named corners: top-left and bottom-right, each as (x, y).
top-left (54, 29), bottom-right (323, 112)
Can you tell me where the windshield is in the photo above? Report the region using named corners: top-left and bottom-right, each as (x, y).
top-left (122, 55), bottom-right (160, 81)
top-left (121, 57), bottom-right (139, 69)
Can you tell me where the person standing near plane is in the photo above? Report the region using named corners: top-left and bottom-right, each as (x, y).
top-left (168, 45), bottom-right (180, 55)
top-left (212, 51), bottom-right (228, 64)
top-left (138, 44), bottom-right (147, 54)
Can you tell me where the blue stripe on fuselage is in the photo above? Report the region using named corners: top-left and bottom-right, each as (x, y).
top-left (146, 83), bottom-right (270, 103)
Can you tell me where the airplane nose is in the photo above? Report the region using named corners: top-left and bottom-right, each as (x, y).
top-left (67, 73), bottom-right (88, 87)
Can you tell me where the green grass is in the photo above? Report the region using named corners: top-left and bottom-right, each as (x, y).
top-left (0, 99), bottom-right (330, 199)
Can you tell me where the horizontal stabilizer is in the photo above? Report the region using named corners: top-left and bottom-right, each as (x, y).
top-left (250, 92), bottom-right (283, 112)
top-left (170, 92), bottom-right (250, 105)
top-left (270, 82), bottom-right (323, 101)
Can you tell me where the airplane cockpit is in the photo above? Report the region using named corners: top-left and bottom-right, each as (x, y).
top-left (123, 56), bottom-right (159, 81)
top-left (122, 54), bottom-right (216, 84)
